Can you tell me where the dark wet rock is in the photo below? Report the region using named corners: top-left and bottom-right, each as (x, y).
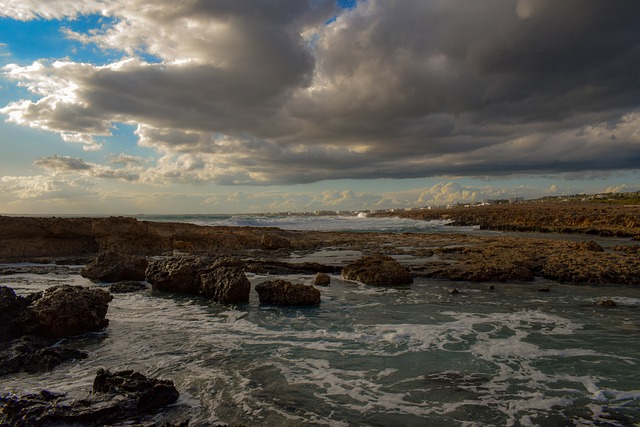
top-left (93, 369), bottom-right (179, 411)
top-left (0, 286), bottom-right (29, 342)
top-left (313, 272), bottom-right (331, 286)
top-left (0, 369), bottom-right (180, 427)
top-left (538, 288), bottom-right (551, 292)
top-left (260, 234), bottom-right (291, 250)
top-left (109, 281), bottom-right (149, 293)
top-left (342, 255), bottom-right (413, 286)
top-left (451, 289), bottom-right (460, 295)
top-left (200, 266), bottom-right (251, 304)
top-left (146, 256), bottom-right (252, 304)
top-left (600, 299), bottom-right (617, 307)
top-left (255, 279), bottom-right (321, 306)
top-left (81, 251), bottom-right (148, 282)
top-left (24, 285), bottom-right (113, 339)
top-left (0, 335), bottom-right (87, 376)
top-left (146, 257), bottom-right (213, 294)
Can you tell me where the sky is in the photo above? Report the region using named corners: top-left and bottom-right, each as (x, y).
top-left (1, 0), bottom-right (640, 215)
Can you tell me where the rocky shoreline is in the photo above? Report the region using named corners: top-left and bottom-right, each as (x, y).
top-left (1, 205), bottom-right (639, 425)
top-left (377, 201), bottom-right (640, 238)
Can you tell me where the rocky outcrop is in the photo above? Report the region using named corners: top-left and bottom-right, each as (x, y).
top-left (0, 369), bottom-right (181, 427)
top-left (0, 285), bottom-right (112, 376)
top-left (146, 257), bottom-right (212, 294)
top-left (386, 202), bottom-right (640, 238)
top-left (314, 272), bottom-right (331, 286)
top-left (24, 285), bottom-right (113, 338)
top-left (81, 251), bottom-right (148, 282)
top-left (200, 267), bottom-right (251, 304)
top-left (255, 279), bottom-right (321, 306)
top-left (342, 255), bottom-right (413, 286)
top-left (146, 256), bottom-right (251, 304)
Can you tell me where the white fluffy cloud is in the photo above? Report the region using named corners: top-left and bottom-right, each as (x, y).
top-left (2, 0), bottom-right (640, 188)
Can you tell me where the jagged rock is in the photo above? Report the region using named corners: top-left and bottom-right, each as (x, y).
top-left (81, 251), bottom-right (148, 282)
top-left (0, 369), bottom-right (180, 427)
top-left (200, 266), bottom-right (251, 304)
top-left (255, 279), bottom-right (321, 306)
top-left (24, 285), bottom-right (113, 338)
top-left (314, 272), bottom-right (331, 286)
top-left (109, 281), bottom-right (149, 293)
top-left (260, 234), bottom-right (291, 250)
top-left (0, 335), bottom-right (87, 376)
top-left (342, 255), bottom-right (413, 286)
top-left (600, 299), bottom-right (617, 307)
top-left (145, 257), bottom-right (212, 294)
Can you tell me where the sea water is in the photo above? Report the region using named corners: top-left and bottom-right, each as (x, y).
top-left (2, 216), bottom-right (639, 426)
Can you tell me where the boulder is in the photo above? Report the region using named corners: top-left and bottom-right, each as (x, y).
top-left (342, 255), bottom-right (413, 286)
top-left (0, 369), bottom-right (181, 426)
top-left (81, 251), bottom-right (148, 282)
top-left (313, 272), bottom-right (331, 286)
top-left (255, 279), bottom-right (321, 306)
top-left (200, 266), bottom-right (251, 304)
top-left (24, 285), bottom-right (113, 338)
top-left (145, 257), bottom-right (212, 294)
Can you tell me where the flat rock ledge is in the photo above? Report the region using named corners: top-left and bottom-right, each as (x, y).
top-left (342, 254), bottom-right (413, 286)
top-left (255, 279), bottom-right (321, 306)
top-left (0, 369), bottom-right (182, 427)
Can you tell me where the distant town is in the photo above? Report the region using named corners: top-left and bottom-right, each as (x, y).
top-left (268, 190), bottom-right (640, 217)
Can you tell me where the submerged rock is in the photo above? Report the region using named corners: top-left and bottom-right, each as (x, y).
top-left (342, 254), bottom-right (413, 286)
top-left (255, 279), bottom-right (321, 306)
top-left (0, 369), bottom-right (181, 427)
top-left (0, 335), bottom-right (87, 376)
top-left (109, 280), bottom-right (149, 293)
top-left (81, 251), bottom-right (148, 282)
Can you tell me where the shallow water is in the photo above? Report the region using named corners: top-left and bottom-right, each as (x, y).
top-left (3, 265), bottom-right (640, 426)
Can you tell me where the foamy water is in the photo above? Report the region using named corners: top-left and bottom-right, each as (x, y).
top-left (138, 213), bottom-right (479, 234)
top-left (3, 266), bottom-right (640, 426)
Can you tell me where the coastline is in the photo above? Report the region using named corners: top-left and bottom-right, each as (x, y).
top-left (1, 202), bottom-right (639, 286)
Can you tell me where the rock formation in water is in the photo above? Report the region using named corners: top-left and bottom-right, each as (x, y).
top-left (146, 256), bottom-right (252, 304)
top-left (255, 279), bottom-right (321, 306)
top-left (0, 285), bottom-right (112, 376)
top-left (81, 251), bottom-right (148, 282)
top-left (342, 254), bottom-right (413, 286)
top-left (0, 369), bottom-right (182, 427)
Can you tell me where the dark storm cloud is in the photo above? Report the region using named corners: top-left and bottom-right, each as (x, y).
top-left (2, 0), bottom-right (640, 185)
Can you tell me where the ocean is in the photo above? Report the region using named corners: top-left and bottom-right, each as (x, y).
top-left (2, 215), bottom-right (639, 426)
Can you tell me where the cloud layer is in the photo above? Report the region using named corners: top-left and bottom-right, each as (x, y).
top-left (2, 0), bottom-right (640, 188)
